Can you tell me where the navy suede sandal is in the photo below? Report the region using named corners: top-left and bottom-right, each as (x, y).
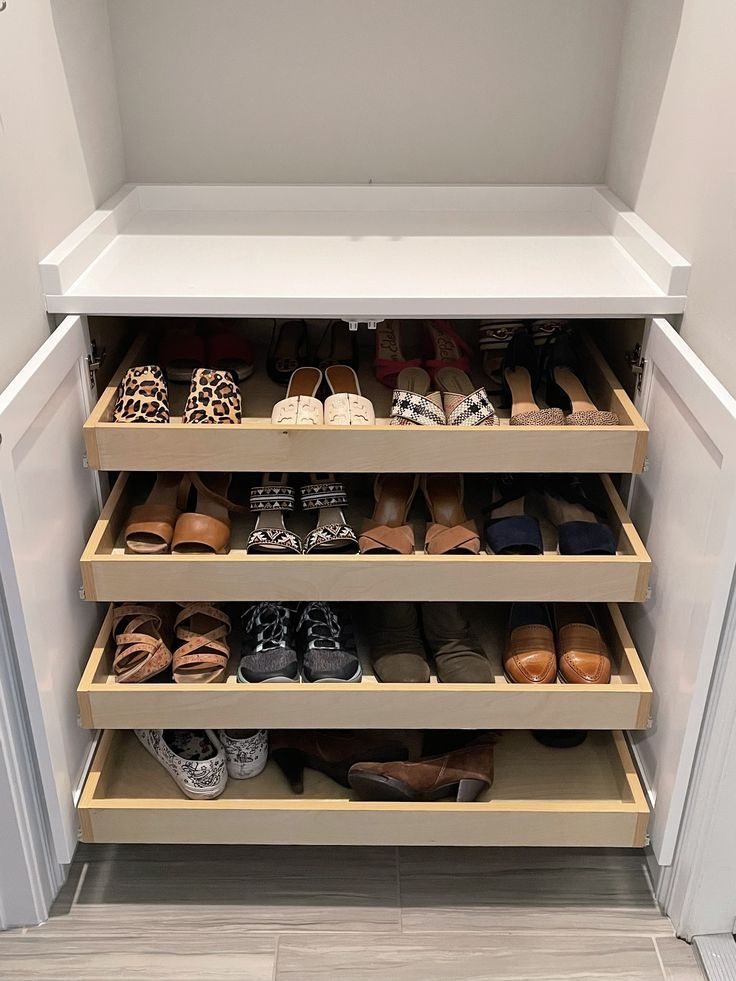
top-left (543, 475), bottom-right (617, 555)
top-left (484, 474), bottom-right (543, 555)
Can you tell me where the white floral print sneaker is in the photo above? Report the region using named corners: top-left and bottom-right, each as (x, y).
top-left (218, 729), bottom-right (269, 779)
top-left (134, 729), bottom-right (227, 800)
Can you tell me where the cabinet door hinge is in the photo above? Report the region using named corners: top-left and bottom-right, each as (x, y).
top-left (87, 341), bottom-right (106, 390)
top-left (625, 344), bottom-right (647, 394)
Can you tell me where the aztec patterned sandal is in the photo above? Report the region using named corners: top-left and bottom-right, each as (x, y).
top-left (114, 365), bottom-right (170, 423)
top-left (390, 367), bottom-right (445, 427)
top-left (182, 368), bottom-right (242, 424)
top-left (271, 367), bottom-right (324, 425)
top-left (435, 367), bottom-right (498, 426)
top-left (112, 604), bottom-right (173, 683)
top-left (324, 365), bottom-right (375, 425)
top-left (246, 474), bottom-right (302, 554)
top-left (172, 602), bottom-right (231, 684)
top-left (301, 475), bottom-right (359, 554)
top-left (125, 472), bottom-right (184, 554)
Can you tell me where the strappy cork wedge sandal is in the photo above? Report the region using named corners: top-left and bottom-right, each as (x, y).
top-left (125, 472), bottom-right (184, 554)
top-left (246, 474), bottom-right (302, 554)
top-left (173, 602), bottom-right (231, 684)
top-left (435, 367), bottom-right (497, 426)
top-left (421, 473), bottom-right (480, 555)
top-left (113, 604), bottom-right (173, 683)
top-left (301, 475), bottom-right (359, 554)
top-left (390, 367), bottom-right (445, 427)
top-left (172, 473), bottom-right (247, 555)
top-left (359, 474), bottom-right (419, 554)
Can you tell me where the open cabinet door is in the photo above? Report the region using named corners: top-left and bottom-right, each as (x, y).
top-left (626, 317), bottom-right (736, 865)
top-left (0, 316), bottom-right (101, 865)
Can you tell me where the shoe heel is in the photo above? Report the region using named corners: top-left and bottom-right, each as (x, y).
top-left (271, 749), bottom-right (305, 795)
top-left (456, 778), bottom-right (488, 802)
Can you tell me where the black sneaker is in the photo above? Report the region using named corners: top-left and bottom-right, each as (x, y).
top-left (238, 602), bottom-right (299, 683)
top-left (297, 602), bottom-right (362, 683)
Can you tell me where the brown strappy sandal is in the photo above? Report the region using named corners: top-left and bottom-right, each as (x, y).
top-left (359, 474), bottom-right (419, 554)
top-left (125, 473), bottom-right (184, 554)
top-left (173, 602), bottom-right (231, 684)
top-left (172, 473), bottom-right (248, 554)
top-left (421, 474), bottom-right (480, 555)
top-left (112, 604), bottom-right (173, 683)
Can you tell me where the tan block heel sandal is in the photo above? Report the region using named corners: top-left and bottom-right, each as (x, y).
top-left (421, 473), bottom-right (480, 555)
top-left (172, 473), bottom-right (246, 555)
top-left (359, 473), bottom-right (419, 554)
top-left (173, 602), bottom-right (231, 684)
top-left (113, 604), bottom-right (173, 683)
top-left (125, 472), bottom-right (184, 554)
top-left (324, 365), bottom-right (375, 425)
top-left (390, 367), bottom-right (445, 426)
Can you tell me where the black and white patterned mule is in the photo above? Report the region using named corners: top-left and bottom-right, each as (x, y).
top-left (301, 475), bottom-right (359, 554)
top-left (246, 474), bottom-right (302, 554)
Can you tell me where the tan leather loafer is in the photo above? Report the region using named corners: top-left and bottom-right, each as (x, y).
top-left (554, 603), bottom-right (612, 684)
top-left (504, 603), bottom-right (557, 684)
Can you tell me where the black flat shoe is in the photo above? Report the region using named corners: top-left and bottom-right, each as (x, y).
top-left (267, 320), bottom-right (309, 385)
top-left (484, 474), bottom-right (543, 555)
top-left (543, 474), bottom-right (617, 555)
top-left (313, 320), bottom-right (359, 373)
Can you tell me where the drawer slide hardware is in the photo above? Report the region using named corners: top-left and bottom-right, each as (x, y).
top-left (625, 344), bottom-right (647, 394)
top-left (87, 342), bottom-right (106, 389)
top-left (347, 320), bottom-right (383, 332)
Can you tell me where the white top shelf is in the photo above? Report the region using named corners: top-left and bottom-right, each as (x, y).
top-left (40, 184), bottom-right (690, 319)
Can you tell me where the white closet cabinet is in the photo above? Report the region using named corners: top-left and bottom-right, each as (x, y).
top-left (2, 184), bottom-right (735, 868)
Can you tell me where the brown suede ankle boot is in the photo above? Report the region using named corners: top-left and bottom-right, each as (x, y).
top-left (421, 602), bottom-right (494, 683)
top-left (270, 730), bottom-right (408, 794)
top-left (361, 602), bottom-right (430, 683)
top-left (348, 738), bottom-right (494, 802)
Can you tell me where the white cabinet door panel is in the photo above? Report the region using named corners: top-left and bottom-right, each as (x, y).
top-left (627, 317), bottom-right (736, 865)
top-left (0, 316), bottom-right (101, 864)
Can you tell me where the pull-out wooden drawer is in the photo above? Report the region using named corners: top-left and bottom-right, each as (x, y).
top-left (78, 729), bottom-right (649, 847)
top-left (78, 603), bottom-right (651, 731)
top-left (84, 331), bottom-right (648, 474)
top-left (80, 472), bottom-right (650, 602)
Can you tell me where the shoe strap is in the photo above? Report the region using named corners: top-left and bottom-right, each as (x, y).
top-left (250, 483), bottom-right (296, 512)
top-left (390, 389), bottom-right (445, 426)
top-left (179, 473), bottom-right (250, 514)
top-left (301, 480), bottom-right (348, 510)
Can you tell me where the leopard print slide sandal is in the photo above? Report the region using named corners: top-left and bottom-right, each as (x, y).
top-left (183, 368), bottom-right (242, 424)
top-left (173, 602), bottom-right (231, 684)
top-left (114, 365), bottom-right (170, 423)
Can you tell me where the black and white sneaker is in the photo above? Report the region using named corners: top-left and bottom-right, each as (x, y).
top-left (297, 602), bottom-right (362, 683)
top-left (238, 602), bottom-right (299, 683)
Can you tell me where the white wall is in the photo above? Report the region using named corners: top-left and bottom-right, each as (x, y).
top-left (607, 0), bottom-right (736, 397)
top-left (0, 0), bottom-right (124, 393)
top-left (108, 0), bottom-right (626, 185)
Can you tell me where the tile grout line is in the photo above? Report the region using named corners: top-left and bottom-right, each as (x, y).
top-left (395, 845), bottom-right (403, 934)
top-left (70, 862), bottom-right (90, 907)
top-left (271, 934), bottom-right (281, 981)
top-left (652, 935), bottom-right (668, 980)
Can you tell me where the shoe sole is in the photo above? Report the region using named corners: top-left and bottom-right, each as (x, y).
top-left (305, 665), bottom-right (363, 684)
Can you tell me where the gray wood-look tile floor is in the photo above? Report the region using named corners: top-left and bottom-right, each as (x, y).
top-left (0, 845), bottom-right (703, 980)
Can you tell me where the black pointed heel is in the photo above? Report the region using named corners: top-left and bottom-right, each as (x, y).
top-left (271, 748), bottom-right (305, 795)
